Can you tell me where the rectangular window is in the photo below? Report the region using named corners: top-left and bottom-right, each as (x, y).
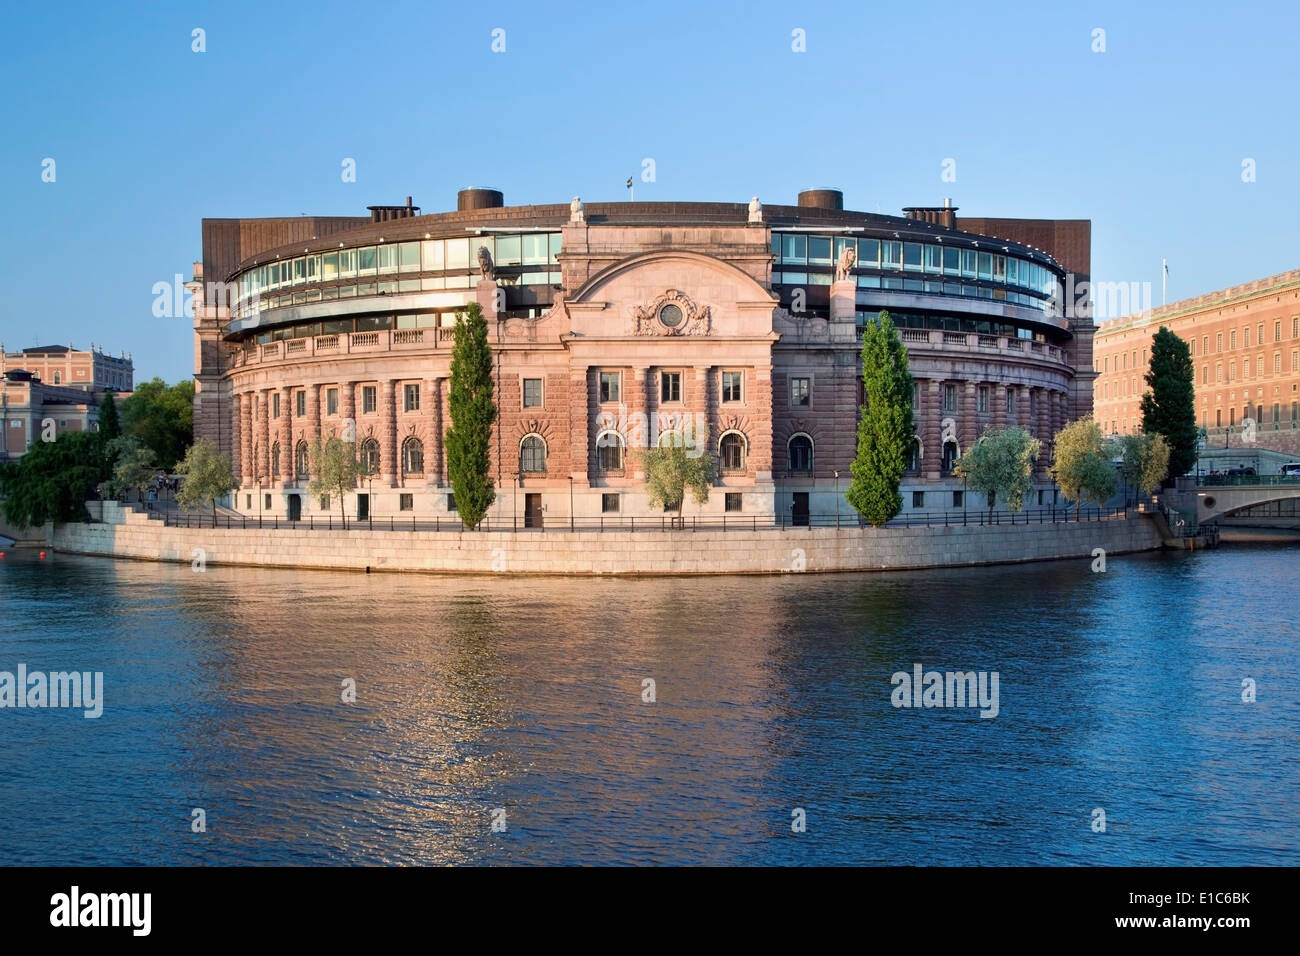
top-left (599, 371), bottom-right (620, 403)
top-left (320, 495), bottom-right (330, 510)
top-left (1230, 330), bottom-right (1237, 349)
top-left (1006, 390), bottom-right (1015, 415)
top-left (272, 393), bottom-right (281, 418)
top-left (602, 493), bottom-right (620, 513)
top-left (1275, 353), bottom-right (1282, 374)
top-left (722, 371), bottom-right (742, 403)
top-left (781, 234), bottom-right (807, 263)
top-left (912, 490), bottom-right (925, 509)
top-left (978, 386), bottom-right (989, 413)
top-left (1217, 333), bottom-right (1223, 353)
top-left (447, 493), bottom-right (457, 512)
top-left (1245, 327), bottom-right (1251, 347)
top-left (265, 493), bottom-right (272, 510)
top-left (725, 492), bottom-right (743, 513)
top-left (808, 236), bottom-right (832, 265)
top-left (399, 493), bottom-right (413, 511)
top-left (1202, 366), bottom-right (1208, 385)
top-left (903, 242), bottom-right (923, 272)
top-left (362, 386), bottom-right (376, 413)
top-left (1273, 403), bottom-right (1281, 424)
top-left (790, 377), bottom-right (811, 407)
top-left (523, 378), bottom-right (543, 408)
top-left (245, 495), bottom-right (251, 509)
top-left (295, 391), bottom-right (306, 417)
top-left (660, 371), bottom-right (681, 403)
top-left (882, 241), bottom-right (902, 270)
top-left (942, 247), bottom-right (960, 275)
top-left (952, 490), bottom-right (964, 508)
top-left (403, 383), bottom-right (420, 412)
top-left (378, 244), bottom-right (399, 274)
top-left (944, 384), bottom-right (956, 413)
top-left (326, 388), bottom-right (338, 415)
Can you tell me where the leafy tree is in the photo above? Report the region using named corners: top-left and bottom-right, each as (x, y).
top-left (102, 436), bottom-right (157, 499)
top-left (643, 431), bottom-right (714, 521)
top-left (953, 426), bottom-right (1041, 519)
top-left (1108, 432), bottom-right (1171, 500)
top-left (121, 377), bottom-right (194, 470)
top-left (174, 439), bottom-right (236, 519)
top-left (445, 302), bottom-right (497, 528)
top-left (309, 436), bottom-right (362, 528)
top-left (1139, 326), bottom-right (1196, 482)
top-left (846, 310), bottom-right (914, 526)
top-left (0, 431), bottom-right (102, 527)
top-left (97, 389), bottom-right (121, 444)
top-left (1049, 417), bottom-right (1117, 519)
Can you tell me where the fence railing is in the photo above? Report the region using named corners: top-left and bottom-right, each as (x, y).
top-left (160, 506), bottom-right (1131, 533)
top-left (1197, 474), bottom-right (1300, 487)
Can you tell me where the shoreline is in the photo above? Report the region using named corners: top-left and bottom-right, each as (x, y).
top-left (40, 502), bottom-right (1170, 577)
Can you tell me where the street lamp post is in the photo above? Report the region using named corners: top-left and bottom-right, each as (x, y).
top-left (569, 475), bottom-right (574, 531)
top-left (833, 470), bottom-right (840, 525)
top-left (367, 470), bottom-right (374, 530)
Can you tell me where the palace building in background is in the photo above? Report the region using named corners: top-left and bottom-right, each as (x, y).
top-left (0, 344), bottom-right (133, 460)
top-left (1093, 268), bottom-right (1300, 456)
top-left (192, 189), bottom-right (1093, 523)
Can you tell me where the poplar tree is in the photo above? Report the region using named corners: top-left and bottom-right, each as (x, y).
top-left (847, 310), bottom-right (915, 527)
top-left (446, 302), bottom-right (497, 528)
top-left (1139, 326), bottom-right (1196, 483)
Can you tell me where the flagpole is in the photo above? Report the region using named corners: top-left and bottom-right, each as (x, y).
top-left (1161, 258), bottom-right (1167, 307)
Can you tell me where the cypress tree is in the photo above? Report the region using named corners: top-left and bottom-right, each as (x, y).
top-left (445, 302), bottom-right (498, 528)
top-left (846, 310), bottom-right (915, 526)
top-left (97, 389), bottom-right (121, 443)
top-left (1139, 326), bottom-right (1197, 482)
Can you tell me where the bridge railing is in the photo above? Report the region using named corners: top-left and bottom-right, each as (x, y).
top-left (1196, 474), bottom-right (1300, 487)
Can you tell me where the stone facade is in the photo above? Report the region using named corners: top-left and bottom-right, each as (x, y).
top-left (54, 502), bottom-right (1164, 575)
top-left (194, 190), bottom-right (1093, 524)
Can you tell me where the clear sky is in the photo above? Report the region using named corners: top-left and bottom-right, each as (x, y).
top-left (1, 0), bottom-right (1296, 384)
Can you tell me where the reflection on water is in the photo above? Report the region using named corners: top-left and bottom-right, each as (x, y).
top-left (1, 544), bottom-right (1297, 865)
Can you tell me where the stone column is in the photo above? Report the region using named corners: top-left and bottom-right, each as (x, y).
top-left (629, 366), bottom-right (649, 478)
top-left (993, 383), bottom-right (1008, 433)
top-left (428, 377), bottom-right (444, 487)
top-left (340, 381), bottom-right (356, 434)
top-left (962, 380), bottom-right (977, 451)
top-left (569, 365), bottom-right (591, 484)
top-left (279, 386), bottom-right (294, 483)
top-left (923, 379), bottom-right (941, 480)
top-left (1035, 388), bottom-right (1050, 476)
top-left (307, 384), bottom-right (321, 481)
top-left (258, 389), bottom-right (272, 486)
top-left (381, 379), bottom-right (397, 486)
top-left (751, 366), bottom-right (774, 481)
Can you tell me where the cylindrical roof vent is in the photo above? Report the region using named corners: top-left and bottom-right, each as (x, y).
top-left (797, 188), bottom-right (844, 210)
top-left (457, 188), bottom-right (504, 211)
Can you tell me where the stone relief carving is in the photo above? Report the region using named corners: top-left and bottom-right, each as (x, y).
top-left (632, 289), bottom-right (712, 336)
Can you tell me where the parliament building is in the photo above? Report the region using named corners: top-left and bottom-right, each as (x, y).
top-left (191, 188), bottom-right (1093, 524)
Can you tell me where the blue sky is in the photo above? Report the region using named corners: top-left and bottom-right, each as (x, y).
top-left (1, 0), bottom-right (1296, 384)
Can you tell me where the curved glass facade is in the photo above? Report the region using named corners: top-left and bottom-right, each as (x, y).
top-left (231, 232), bottom-right (564, 318)
top-left (771, 232), bottom-right (1060, 312)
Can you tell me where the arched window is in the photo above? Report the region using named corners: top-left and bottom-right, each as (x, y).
top-left (359, 438), bottom-right (380, 475)
top-left (788, 434), bottom-right (813, 473)
top-left (720, 432), bottom-right (747, 472)
top-left (520, 435), bottom-right (546, 473)
top-left (295, 441), bottom-right (310, 478)
top-left (941, 440), bottom-right (959, 473)
top-left (596, 430), bottom-right (624, 472)
top-left (270, 441), bottom-right (281, 477)
top-left (402, 437), bottom-right (424, 475)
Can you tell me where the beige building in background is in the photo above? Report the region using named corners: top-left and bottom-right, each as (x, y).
top-left (0, 344), bottom-right (134, 460)
top-left (1093, 269), bottom-right (1300, 453)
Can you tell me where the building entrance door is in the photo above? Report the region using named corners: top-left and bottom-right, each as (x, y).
top-left (792, 492), bottom-right (809, 526)
top-left (357, 494), bottom-right (369, 521)
top-left (287, 494), bottom-right (302, 522)
top-left (524, 493), bottom-right (542, 529)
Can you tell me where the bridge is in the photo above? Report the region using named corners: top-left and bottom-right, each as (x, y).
top-left (1170, 475), bottom-right (1300, 526)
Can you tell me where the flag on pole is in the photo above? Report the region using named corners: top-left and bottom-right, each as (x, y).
top-left (625, 176), bottom-right (633, 189)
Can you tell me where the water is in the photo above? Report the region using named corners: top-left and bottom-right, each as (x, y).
top-left (1, 545), bottom-right (1296, 865)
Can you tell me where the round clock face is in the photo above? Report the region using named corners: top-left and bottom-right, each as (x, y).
top-left (659, 304), bottom-right (683, 328)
